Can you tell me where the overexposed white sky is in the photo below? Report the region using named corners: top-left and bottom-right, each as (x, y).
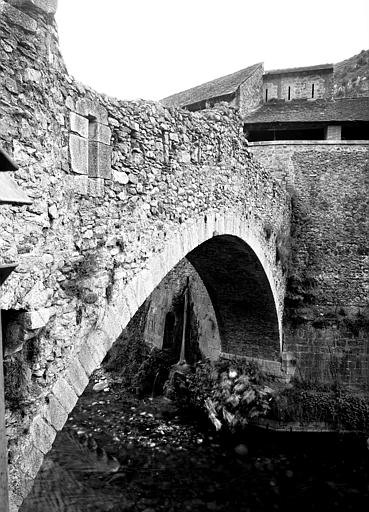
top-left (56, 0), bottom-right (369, 102)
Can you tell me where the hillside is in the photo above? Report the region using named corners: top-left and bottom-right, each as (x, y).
top-left (334, 49), bottom-right (369, 97)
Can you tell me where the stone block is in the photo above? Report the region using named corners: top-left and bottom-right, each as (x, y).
top-left (23, 307), bottom-right (52, 330)
top-left (24, 67), bottom-right (41, 83)
top-left (69, 134), bottom-right (88, 175)
top-left (52, 377), bottom-right (78, 413)
top-left (88, 142), bottom-right (112, 179)
top-left (16, 440), bottom-right (43, 478)
top-left (70, 112), bottom-right (88, 138)
top-left (65, 358), bottom-right (89, 396)
top-left (73, 175), bottom-right (89, 195)
top-left (78, 343), bottom-right (98, 376)
top-left (85, 333), bottom-right (106, 366)
top-left (8, 0), bottom-right (58, 15)
top-left (75, 98), bottom-right (108, 125)
top-left (44, 394), bottom-right (68, 431)
top-left (29, 415), bottom-right (56, 455)
top-left (89, 122), bottom-right (111, 145)
top-left (88, 178), bottom-right (105, 197)
top-left (3, 3), bottom-right (38, 32)
top-left (113, 170), bottom-right (129, 184)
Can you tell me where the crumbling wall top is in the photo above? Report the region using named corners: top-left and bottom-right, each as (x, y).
top-left (5, 0), bottom-right (57, 15)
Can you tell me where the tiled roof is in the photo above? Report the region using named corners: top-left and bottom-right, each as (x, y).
top-left (161, 63), bottom-right (263, 108)
top-left (243, 97), bottom-right (369, 124)
top-left (264, 63), bottom-right (333, 76)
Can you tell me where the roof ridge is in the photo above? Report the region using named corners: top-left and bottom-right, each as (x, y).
top-left (161, 62), bottom-right (263, 107)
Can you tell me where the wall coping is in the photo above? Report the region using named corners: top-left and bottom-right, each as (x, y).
top-left (249, 140), bottom-right (369, 147)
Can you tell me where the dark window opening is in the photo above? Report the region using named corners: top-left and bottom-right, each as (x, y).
top-left (88, 116), bottom-right (98, 177)
top-left (265, 89), bottom-right (268, 102)
top-left (88, 116), bottom-right (97, 141)
top-left (311, 83), bottom-right (315, 98)
top-left (246, 127), bottom-right (325, 142)
top-left (341, 124), bottom-right (369, 140)
top-left (288, 86), bottom-right (291, 101)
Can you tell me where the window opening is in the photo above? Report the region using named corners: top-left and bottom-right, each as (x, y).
top-left (311, 83), bottom-right (315, 98)
top-left (88, 116), bottom-right (98, 177)
top-left (288, 86), bottom-right (291, 101)
top-left (265, 89), bottom-right (268, 102)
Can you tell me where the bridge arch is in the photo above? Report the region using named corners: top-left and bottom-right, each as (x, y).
top-left (10, 209), bottom-right (285, 508)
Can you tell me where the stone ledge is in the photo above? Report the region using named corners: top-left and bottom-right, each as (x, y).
top-left (249, 140), bottom-right (369, 147)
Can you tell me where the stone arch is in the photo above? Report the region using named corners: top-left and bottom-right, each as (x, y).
top-left (187, 234), bottom-right (280, 359)
top-left (10, 209), bottom-right (285, 508)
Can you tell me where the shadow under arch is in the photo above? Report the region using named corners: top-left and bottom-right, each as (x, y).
top-left (187, 234), bottom-right (280, 359)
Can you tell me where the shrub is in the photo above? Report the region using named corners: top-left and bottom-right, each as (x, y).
top-left (166, 359), bottom-right (275, 431)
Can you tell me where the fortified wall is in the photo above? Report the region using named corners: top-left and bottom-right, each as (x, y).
top-left (0, 1), bottom-right (289, 508)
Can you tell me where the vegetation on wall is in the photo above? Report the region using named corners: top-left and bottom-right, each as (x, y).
top-left (269, 381), bottom-right (369, 432)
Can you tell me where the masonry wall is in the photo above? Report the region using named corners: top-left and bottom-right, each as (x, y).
top-left (250, 141), bottom-right (369, 388)
top-left (263, 70), bottom-right (333, 101)
top-left (238, 64), bottom-right (263, 117)
top-left (142, 258), bottom-right (221, 360)
top-left (0, 2), bottom-right (289, 508)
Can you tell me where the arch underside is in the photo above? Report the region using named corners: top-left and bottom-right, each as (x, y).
top-left (9, 211), bottom-right (285, 510)
top-left (187, 235), bottom-right (280, 360)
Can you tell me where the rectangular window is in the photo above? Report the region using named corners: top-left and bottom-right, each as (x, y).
top-left (311, 83), bottom-right (315, 98)
top-left (265, 89), bottom-right (268, 102)
top-left (288, 86), bottom-right (291, 101)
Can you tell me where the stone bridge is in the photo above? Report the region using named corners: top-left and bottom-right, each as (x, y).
top-left (0, 2), bottom-right (291, 508)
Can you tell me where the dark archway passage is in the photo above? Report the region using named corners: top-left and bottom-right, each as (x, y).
top-left (187, 235), bottom-right (280, 360)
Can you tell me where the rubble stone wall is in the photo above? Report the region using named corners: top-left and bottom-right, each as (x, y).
top-left (0, 1), bottom-right (289, 508)
top-left (250, 141), bottom-right (369, 387)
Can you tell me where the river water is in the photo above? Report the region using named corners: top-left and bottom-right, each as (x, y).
top-left (21, 371), bottom-right (369, 512)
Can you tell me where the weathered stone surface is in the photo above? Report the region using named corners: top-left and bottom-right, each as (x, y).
top-left (75, 98), bottom-right (108, 125)
top-left (70, 112), bottom-right (88, 138)
top-left (24, 68), bottom-right (41, 83)
top-left (8, 0), bottom-right (57, 15)
top-left (65, 358), bottom-right (89, 396)
top-left (3, 2), bottom-right (37, 32)
top-left (69, 134), bottom-right (88, 174)
top-left (0, 4), bottom-right (367, 509)
top-left (22, 308), bottom-right (52, 330)
top-left (88, 177), bottom-right (105, 197)
top-left (112, 170), bottom-right (129, 184)
top-left (16, 441), bottom-right (43, 479)
top-left (88, 141), bottom-right (112, 179)
top-left (29, 416), bottom-right (56, 455)
top-left (78, 343), bottom-right (98, 376)
top-left (51, 378), bottom-right (78, 413)
top-left (44, 394), bottom-right (68, 431)
top-left (89, 122), bottom-right (111, 145)
top-left (72, 175), bottom-right (89, 195)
